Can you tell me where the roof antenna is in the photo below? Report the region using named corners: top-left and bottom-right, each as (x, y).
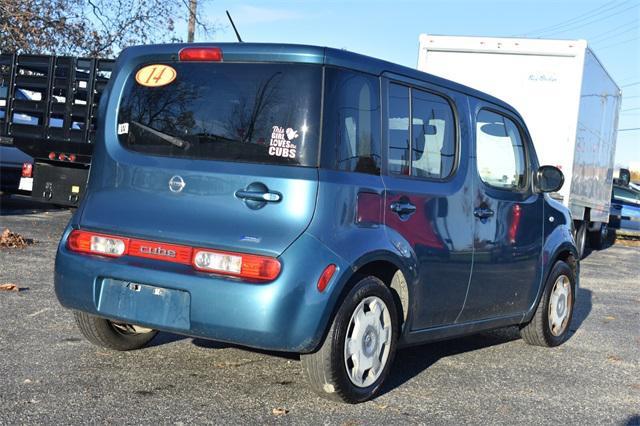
top-left (226, 10), bottom-right (243, 42)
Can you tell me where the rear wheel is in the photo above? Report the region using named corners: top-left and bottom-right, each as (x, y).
top-left (520, 260), bottom-right (575, 347)
top-left (588, 222), bottom-right (609, 250)
top-left (74, 311), bottom-right (157, 351)
top-left (301, 276), bottom-right (398, 403)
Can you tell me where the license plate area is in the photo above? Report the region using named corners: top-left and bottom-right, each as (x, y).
top-left (97, 278), bottom-right (190, 330)
top-left (18, 177), bottom-right (33, 192)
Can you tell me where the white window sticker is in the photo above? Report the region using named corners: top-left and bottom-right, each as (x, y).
top-left (118, 123), bottom-right (129, 135)
top-left (268, 126), bottom-right (298, 159)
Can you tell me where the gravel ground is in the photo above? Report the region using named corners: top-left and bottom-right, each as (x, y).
top-left (1, 195), bottom-right (638, 425)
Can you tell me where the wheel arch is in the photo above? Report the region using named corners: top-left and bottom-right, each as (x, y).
top-left (323, 250), bottom-right (416, 346)
top-left (523, 242), bottom-right (579, 324)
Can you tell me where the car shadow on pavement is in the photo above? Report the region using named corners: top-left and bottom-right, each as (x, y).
top-left (144, 289), bottom-right (592, 396)
top-left (190, 338), bottom-right (300, 360)
top-left (0, 194), bottom-right (68, 216)
top-left (380, 288), bottom-right (593, 397)
top-left (380, 327), bottom-right (522, 397)
top-left (625, 415), bottom-right (640, 426)
top-left (570, 287), bottom-right (592, 334)
top-left (146, 332), bottom-right (188, 348)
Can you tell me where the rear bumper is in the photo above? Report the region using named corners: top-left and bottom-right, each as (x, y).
top-left (54, 229), bottom-right (348, 353)
top-left (0, 165), bottom-right (21, 193)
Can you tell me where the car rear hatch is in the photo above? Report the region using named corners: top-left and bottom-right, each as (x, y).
top-left (79, 46), bottom-right (324, 257)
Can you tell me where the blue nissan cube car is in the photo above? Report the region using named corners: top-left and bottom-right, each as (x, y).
top-left (55, 43), bottom-right (579, 403)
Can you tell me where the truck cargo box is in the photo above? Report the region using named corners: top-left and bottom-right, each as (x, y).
top-left (417, 35), bottom-right (621, 226)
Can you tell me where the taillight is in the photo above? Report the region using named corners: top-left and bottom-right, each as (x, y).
top-left (21, 162), bottom-right (33, 178)
top-left (48, 152), bottom-right (56, 160)
top-left (179, 47), bottom-right (223, 62)
top-left (66, 230), bottom-right (280, 282)
top-left (317, 264), bottom-right (337, 292)
top-left (67, 230), bottom-right (129, 257)
top-left (193, 249), bottom-right (281, 281)
top-left (58, 153), bottom-right (66, 161)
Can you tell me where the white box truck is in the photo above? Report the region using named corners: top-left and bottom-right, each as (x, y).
top-left (417, 35), bottom-right (621, 256)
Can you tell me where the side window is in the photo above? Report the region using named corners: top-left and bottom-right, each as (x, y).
top-left (411, 89), bottom-right (456, 179)
top-left (387, 83), bottom-right (456, 179)
top-left (476, 110), bottom-right (527, 190)
top-left (323, 68), bottom-right (381, 174)
top-left (388, 83), bottom-right (410, 175)
top-left (613, 186), bottom-right (640, 201)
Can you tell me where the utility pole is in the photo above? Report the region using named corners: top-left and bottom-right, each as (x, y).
top-left (187, 0), bottom-right (197, 42)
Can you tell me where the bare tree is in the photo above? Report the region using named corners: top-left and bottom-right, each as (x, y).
top-left (0, 0), bottom-right (217, 57)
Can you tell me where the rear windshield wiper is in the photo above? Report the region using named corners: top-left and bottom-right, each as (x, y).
top-left (130, 121), bottom-right (190, 149)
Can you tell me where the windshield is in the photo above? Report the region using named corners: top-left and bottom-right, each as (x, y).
top-left (117, 63), bottom-right (322, 166)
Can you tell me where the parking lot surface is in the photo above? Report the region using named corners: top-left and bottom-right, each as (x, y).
top-left (1, 195), bottom-right (639, 424)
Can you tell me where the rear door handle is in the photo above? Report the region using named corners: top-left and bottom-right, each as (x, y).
top-left (473, 207), bottom-right (494, 219)
top-left (235, 190), bottom-right (282, 202)
top-left (390, 201), bottom-right (417, 216)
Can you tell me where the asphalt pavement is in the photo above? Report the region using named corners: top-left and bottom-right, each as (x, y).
top-left (1, 194), bottom-right (638, 424)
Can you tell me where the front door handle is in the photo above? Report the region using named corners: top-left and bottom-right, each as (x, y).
top-left (390, 201), bottom-right (417, 216)
top-left (473, 207), bottom-right (494, 219)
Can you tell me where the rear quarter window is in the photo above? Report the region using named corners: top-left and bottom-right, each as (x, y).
top-left (322, 68), bottom-right (381, 174)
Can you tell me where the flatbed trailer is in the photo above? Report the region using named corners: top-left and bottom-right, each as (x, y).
top-left (0, 53), bottom-right (114, 206)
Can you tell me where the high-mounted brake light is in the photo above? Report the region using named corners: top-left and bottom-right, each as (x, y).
top-left (193, 248), bottom-right (281, 281)
top-left (21, 162), bottom-right (33, 178)
top-left (67, 230), bottom-right (129, 257)
top-left (179, 47), bottom-right (223, 62)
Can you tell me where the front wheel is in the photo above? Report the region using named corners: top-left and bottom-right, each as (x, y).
top-left (520, 260), bottom-right (575, 347)
top-left (301, 276), bottom-right (399, 403)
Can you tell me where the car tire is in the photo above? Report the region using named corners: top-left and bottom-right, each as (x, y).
top-left (588, 222), bottom-right (608, 250)
top-left (301, 276), bottom-right (399, 403)
top-left (74, 311), bottom-right (157, 351)
top-left (520, 260), bottom-right (575, 347)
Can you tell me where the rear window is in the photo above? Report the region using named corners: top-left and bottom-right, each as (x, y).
top-left (117, 63), bottom-right (322, 166)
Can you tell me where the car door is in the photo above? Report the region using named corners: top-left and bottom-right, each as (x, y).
top-left (381, 77), bottom-right (474, 330)
top-left (611, 186), bottom-right (640, 232)
top-left (458, 102), bottom-right (544, 322)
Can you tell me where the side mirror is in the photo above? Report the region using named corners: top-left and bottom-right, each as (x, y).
top-left (618, 168), bottom-right (631, 186)
top-left (535, 165), bottom-right (564, 193)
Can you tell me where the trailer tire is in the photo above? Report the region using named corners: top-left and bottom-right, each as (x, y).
top-left (574, 221), bottom-right (588, 259)
top-left (588, 222), bottom-right (609, 250)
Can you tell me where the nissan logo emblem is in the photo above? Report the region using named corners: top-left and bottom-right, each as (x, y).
top-left (168, 175), bottom-right (186, 193)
